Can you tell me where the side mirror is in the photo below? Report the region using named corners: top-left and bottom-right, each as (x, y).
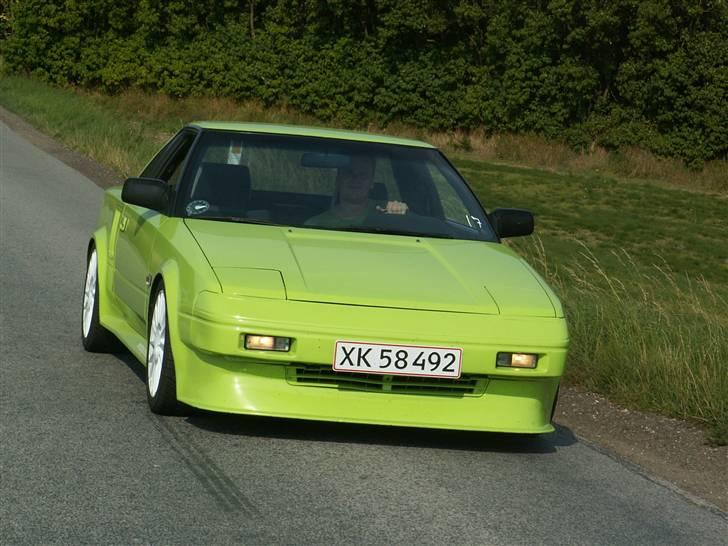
top-left (121, 177), bottom-right (169, 212)
top-left (489, 208), bottom-right (534, 238)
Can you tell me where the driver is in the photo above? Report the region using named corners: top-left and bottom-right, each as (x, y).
top-left (306, 155), bottom-right (408, 228)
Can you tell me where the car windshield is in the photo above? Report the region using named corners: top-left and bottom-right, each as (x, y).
top-left (178, 130), bottom-right (497, 242)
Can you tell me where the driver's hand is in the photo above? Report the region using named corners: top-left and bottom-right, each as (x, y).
top-left (376, 200), bottom-right (408, 215)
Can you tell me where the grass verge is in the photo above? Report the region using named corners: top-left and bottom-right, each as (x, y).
top-left (1, 74), bottom-right (725, 193)
top-left (1, 75), bottom-right (726, 444)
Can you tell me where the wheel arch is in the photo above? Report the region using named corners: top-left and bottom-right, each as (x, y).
top-left (148, 273), bottom-right (166, 318)
top-left (146, 259), bottom-right (187, 389)
top-left (147, 262), bottom-right (179, 323)
top-left (88, 228), bottom-right (112, 325)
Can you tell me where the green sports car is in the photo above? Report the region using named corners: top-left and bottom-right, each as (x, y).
top-left (82, 122), bottom-right (568, 433)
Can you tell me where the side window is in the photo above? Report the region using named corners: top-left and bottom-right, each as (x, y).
top-left (159, 133), bottom-right (196, 187)
top-left (372, 157), bottom-right (401, 201)
top-left (428, 163), bottom-right (470, 225)
top-left (140, 131), bottom-right (196, 186)
top-left (141, 134), bottom-right (182, 179)
top-left (247, 146), bottom-right (337, 194)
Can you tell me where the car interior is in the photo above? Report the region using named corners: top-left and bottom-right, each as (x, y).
top-left (176, 134), bottom-right (492, 241)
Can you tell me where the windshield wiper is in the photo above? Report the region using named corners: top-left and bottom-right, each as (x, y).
top-left (186, 216), bottom-right (282, 226)
top-left (335, 226), bottom-right (456, 239)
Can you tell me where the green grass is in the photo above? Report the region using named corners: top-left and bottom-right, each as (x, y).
top-left (461, 161), bottom-right (728, 444)
top-left (1, 74), bottom-right (726, 444)
top-left (0, 75), bottom-right (165, 175)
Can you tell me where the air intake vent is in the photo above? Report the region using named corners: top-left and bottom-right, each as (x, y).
top-left (287, 365), bottom-right (486, 397)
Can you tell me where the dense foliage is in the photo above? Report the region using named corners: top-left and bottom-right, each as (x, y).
top-left (2, 0), bottom-right (726, 164)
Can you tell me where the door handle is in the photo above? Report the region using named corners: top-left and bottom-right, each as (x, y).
top-left (119, 215), bottom-right (129, 232)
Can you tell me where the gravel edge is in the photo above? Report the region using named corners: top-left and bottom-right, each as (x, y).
top-left (0, 105), bottom-right (123, 188)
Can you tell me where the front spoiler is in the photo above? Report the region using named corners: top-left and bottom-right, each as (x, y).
top-left (177, 354), bottom-right (559, 433)
top-left (171, 294), bottom-right (567, 433)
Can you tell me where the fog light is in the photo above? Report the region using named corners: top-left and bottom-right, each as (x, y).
top-left (244, 334), bottom-right (291, 352)
top-left (496, 352), bottom-right (538, 368)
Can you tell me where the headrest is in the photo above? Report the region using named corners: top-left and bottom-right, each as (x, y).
top-left (368, 182), bottom-right (389, 201)
top-left (192, 163), bottom-right (251, 210)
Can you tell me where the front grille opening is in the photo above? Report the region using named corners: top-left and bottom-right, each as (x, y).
top-left (288, 365), bottom-right (487, 397)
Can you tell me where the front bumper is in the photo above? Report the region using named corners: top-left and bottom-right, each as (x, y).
top-left (174, 292), bottom-right (568, 433)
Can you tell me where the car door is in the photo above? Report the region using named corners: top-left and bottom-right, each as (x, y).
top-left (113, 129), bottom-right (197, 335)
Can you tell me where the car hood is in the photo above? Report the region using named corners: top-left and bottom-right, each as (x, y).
top-left (184, 220), bottom-right (558, 317)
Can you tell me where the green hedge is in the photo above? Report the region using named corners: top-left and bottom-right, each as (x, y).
top-left (3, 0), bottom-right (726, 164)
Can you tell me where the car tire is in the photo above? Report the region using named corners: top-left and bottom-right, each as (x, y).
top-left (82, 247), bottom-right (122, 353)
top-left (146, 283), bottom-right (182, 415)
top-left (550, 383), bottom-right (560, 423)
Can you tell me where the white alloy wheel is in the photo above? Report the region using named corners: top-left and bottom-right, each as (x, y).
top-left (81, 245), bottom-right (120, 353)
top-left (82, 250), bottom-right (98, 338)
top-left (147, 290), bottom-right (167, 397)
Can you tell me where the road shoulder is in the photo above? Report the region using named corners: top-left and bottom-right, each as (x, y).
top-left (0, 105), bottom-right (122, 188)
top-left (556, 386), bottom-right (727, 513)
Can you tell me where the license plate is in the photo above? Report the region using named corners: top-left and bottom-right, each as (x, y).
top-left (333, 341), bottom-right (462, 378)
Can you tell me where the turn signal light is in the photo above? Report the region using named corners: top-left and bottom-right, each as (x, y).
top-left (243, 334), bottom-right (291, 352)
top-left (496, 352), bottom-right (538, 368)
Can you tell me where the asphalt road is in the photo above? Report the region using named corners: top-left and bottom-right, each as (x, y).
top-left (1, 120), bottom-right (726, 545)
